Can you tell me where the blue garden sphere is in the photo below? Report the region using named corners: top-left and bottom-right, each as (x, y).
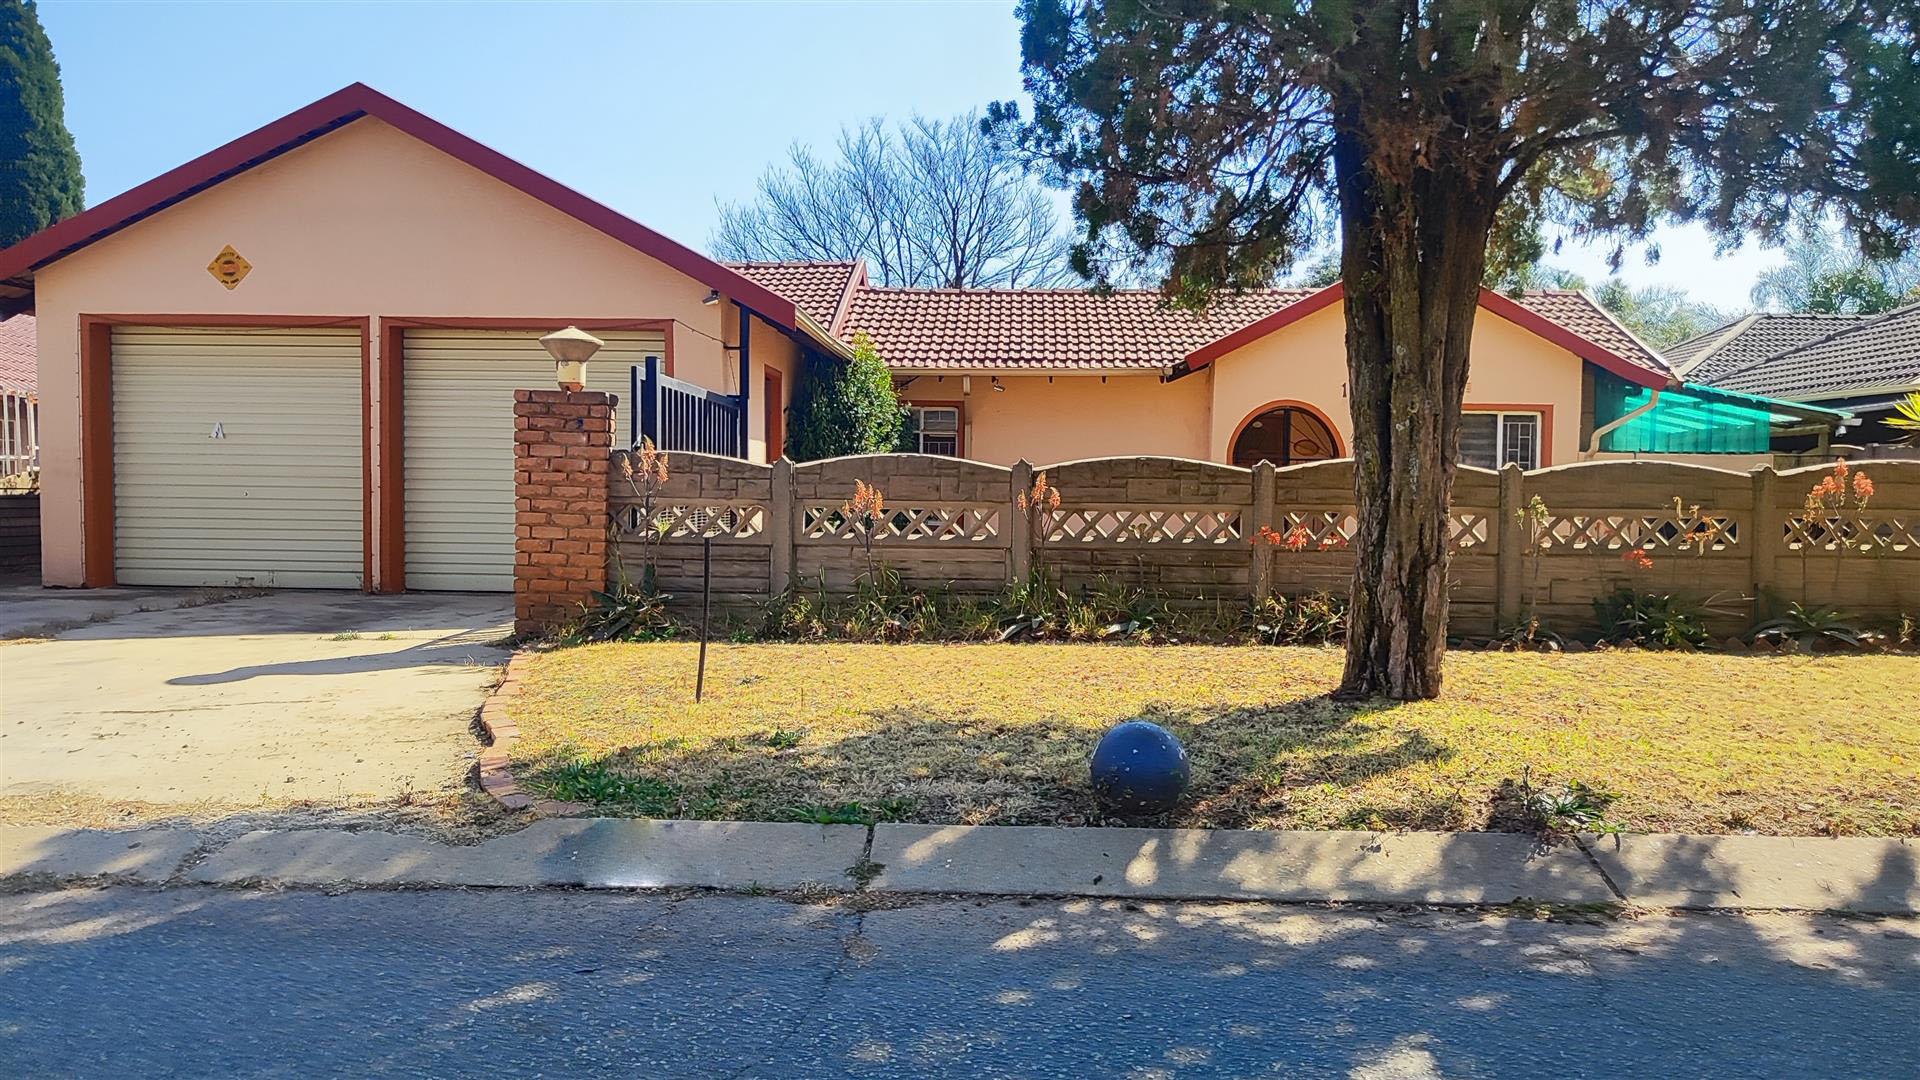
top-left (1090, 720), bottom-right (1190, 815)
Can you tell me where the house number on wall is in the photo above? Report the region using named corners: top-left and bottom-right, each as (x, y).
top-left (210, 423), bottom-right (226, 440)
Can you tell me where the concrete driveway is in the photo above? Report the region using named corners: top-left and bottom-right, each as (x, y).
top-left (0, 591), bottom-right (511, 807)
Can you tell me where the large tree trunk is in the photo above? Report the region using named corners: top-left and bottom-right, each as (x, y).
top-left (1330, 111), bottom-right (1499, 701)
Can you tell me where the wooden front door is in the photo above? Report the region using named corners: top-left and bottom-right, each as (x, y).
top-left (764, 369), bottom-right (784, 462)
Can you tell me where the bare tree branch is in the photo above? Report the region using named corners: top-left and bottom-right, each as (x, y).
top-left (714, 112), bottom-right (1072, 287)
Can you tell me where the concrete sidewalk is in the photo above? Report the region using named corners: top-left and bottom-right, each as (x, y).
top-left (2, 821), bottom-right (1914, 913)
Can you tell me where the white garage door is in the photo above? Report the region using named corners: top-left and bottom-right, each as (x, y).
top-left (113, 326), bottom-right (364, 588)
top-left (402, 328), bottom-right (665, 592)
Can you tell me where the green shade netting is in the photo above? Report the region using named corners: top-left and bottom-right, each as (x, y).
top-left (1591, 377), bottom-right (1846, 454)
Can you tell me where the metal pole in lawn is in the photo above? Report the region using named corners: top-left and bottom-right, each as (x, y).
top-left (695, 533), bottom-right (713, 703)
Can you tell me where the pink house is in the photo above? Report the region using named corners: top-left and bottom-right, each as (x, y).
top-left (0, 84), bottom-right (1842, 594)
top-left (733, 261), bottom-right (1694, 472)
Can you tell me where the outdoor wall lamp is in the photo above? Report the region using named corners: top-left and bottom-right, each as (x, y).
top-left (540, 325), bottom-right (605, 391)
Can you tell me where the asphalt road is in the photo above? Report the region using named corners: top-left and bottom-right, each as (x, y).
top-left (2, 886), bottom-right (1916, 1078)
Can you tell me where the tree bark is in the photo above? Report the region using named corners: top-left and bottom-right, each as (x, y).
top-left (1331, 110), bottom-right (1499, 701)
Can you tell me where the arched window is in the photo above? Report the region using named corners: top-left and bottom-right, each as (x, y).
top-left (1230, 405), bottom-right (1340, 468)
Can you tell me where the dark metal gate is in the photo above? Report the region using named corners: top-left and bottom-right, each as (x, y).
top-left (631, 357), bottom-right (745, 457)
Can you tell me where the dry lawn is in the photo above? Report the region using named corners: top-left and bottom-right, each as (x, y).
top-left (510, 643), bottom-right (1920, 836)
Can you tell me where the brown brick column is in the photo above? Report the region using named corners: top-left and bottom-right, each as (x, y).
top-left (514, 388), bottom-right (615, 635)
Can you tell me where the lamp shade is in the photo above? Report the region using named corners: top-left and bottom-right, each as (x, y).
top-left (539, 326), bottom-right (605, 390)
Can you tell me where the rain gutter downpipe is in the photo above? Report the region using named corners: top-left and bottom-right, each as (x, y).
top-left (1585, 384), bottom-right (1664, 457)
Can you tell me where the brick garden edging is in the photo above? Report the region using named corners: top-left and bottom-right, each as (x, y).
top-left (475, 651), bottom-right (587, 817)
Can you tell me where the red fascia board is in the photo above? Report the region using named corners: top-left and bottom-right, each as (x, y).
top-left (1183, 280), bottom-right (1669, 391)
top-left (1183, 282), bottom-right (1346, 369)
top-left (0, 86), bottom-right (370, 282)
top-left (0, 83), bottom-right (798, 331)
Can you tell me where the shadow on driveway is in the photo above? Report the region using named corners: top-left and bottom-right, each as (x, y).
top-left (1, 590), bottom-right (513, 807)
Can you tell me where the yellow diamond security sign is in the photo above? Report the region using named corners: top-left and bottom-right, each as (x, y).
top-left (207, 245), bottom-right (252, 289)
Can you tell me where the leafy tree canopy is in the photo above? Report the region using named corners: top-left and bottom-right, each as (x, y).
top-left (1293, 248), bottom-right (1731, 347)
top-left (1585, 279), bottom-right (1734, 347)
top-left (997, 0), bottom-right (1920, 303)
top-left (1752, 225), bottom-right (1920, 313)
top-left (0, 0), bottom-right (83, 247)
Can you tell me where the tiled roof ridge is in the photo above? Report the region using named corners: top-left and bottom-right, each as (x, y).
top-left (1667, 314), bottom-right (1760, 367)
top-left (722, 258), bottom-right (859, 267)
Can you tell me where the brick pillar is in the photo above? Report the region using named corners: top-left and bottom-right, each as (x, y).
top-left (514, 388), bottom-right (615, 635)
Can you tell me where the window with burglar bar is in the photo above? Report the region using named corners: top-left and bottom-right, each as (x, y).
top-left (910, 405), bottom-right (960, 456)
top-left (1460, 410), bottom-right (1541, 469)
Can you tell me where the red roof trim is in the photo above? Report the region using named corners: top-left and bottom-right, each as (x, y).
top-left (0, 83), bottom-right (797, 330)
top-left (1183, 281), bottom-right (1347, 369)
top-left (1182, 280), bottom-right (1668, 390)
top-left (1472, 287), bottom-right (1665, 389)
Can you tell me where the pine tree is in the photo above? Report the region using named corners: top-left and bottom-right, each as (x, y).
top-left (1002, 0), bottom-right (1920, 699)
top-left (0, 0), bottom-right (84, 247)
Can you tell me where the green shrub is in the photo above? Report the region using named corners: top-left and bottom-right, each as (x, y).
top-left (1593, 587), bottom-right (1714, 649)
top-left (754, 569), bottom-right (1212, 645)
top-left (564, 585), bottom-right (680, 643)
top-left (1752, 602), bottom-right (1868, 651)
top-left (1249, 592), bottom-right (1347, 646)
top-left (786, 332), bottom-right (907, 461)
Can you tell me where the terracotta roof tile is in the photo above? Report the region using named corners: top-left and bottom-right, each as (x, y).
top-left (829, 283), bottom-right (1671, 377)
top-left (1507, 290), bottom-right (1673, 379)
top-left (0, 315), bottom-right (33, 395)
top-left (724, 261), bottom-right (861, 332)
top-left (840, 286), bottom-right (1316, 370)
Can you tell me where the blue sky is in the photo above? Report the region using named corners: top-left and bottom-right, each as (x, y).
top-left (39, 0), bottom-right (1778, 310)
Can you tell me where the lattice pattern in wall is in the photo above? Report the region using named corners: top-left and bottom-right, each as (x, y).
top-left (1784, 514), bottom-right (1918, 554)
top-left (1450, 512), bottom-right (1491, 550)
top-left (1538, 511), bottom-right (1740, 553)
top-left (800, 505), bottom-right (1001, 543)
top-left (1048, 507), bottom-right (1244, 545)
top-left (617, 502), bottom-right (766, 540)
top-left (1273, 509), bottom-right (1353, 550)
top-left (1266, 509), bottom-right (1487, 551)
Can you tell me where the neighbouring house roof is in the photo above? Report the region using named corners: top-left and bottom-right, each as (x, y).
top-left (0, 83), bottom-right (801, 333)
top-left (754, 268), bottom-right (1672, 386)
top-left (1667, 312), bottom-right (1874, 381)
top-left (725, 261), bottom-right (864, 337)
top-left (0, 314), bottom-right (32, 395)
top-left (1708, 302), bottom-right (1920, 400)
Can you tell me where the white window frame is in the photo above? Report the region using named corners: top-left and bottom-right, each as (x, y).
top-left (1462, 409), bottom-right (1542, 470)
top-left (909, 405), bottom-right (961, 457)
